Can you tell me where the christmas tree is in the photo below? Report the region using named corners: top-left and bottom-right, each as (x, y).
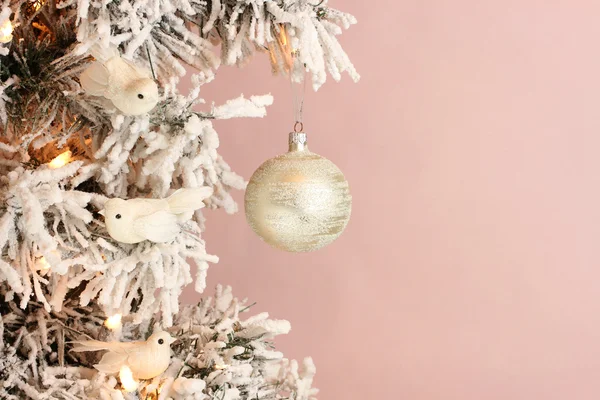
top-left (0, 0), bottom-right (357, 398)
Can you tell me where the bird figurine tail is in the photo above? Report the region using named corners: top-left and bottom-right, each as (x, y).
top-left (167, 187), bottom-right (213, 215)
top-left (70, 339), bottom-right (113, 353)
top-left (89, 44), bottom-right (120, 62)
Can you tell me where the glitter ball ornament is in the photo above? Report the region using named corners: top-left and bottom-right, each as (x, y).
top-left (245, 131), bottom-right (352, 252)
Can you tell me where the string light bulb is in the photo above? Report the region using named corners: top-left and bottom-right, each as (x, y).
top-left (119, 365), bottom-right (138, 392)
top-left (37, 249), bottom-right (61, 271)
top-left (48, 150), bottom-right (72, 169)
top-left (268, 24), bottom-right (294, 74)
top-left (0, 19), bottom-right (13, 44)
top-left (37, 256), bottom-right (51, 270)
top-left (104, 314), bottom-right (122, 330)
top-left (32, 0), bottom-right (44, 11)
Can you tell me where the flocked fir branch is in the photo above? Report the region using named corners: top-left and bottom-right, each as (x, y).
top-left (0, 285), bottom-right (318, 399)
top-left (0, 0), bottom-right (357, 397)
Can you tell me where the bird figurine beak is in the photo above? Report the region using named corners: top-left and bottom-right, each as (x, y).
top-left (98, 209), bottom-right (105, 216)
top-left (169, 337), bottom-right (178, 345)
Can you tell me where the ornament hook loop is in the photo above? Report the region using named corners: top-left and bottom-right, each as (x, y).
top-left (293, 121), bottom-right (304, 133)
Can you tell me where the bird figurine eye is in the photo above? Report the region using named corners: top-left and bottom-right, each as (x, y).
top-left (137, 94), bottom-right (144, 99)
top-left (115, 214), bottom-right (122, 219)
top-left (158, 338), bottom-right (164, 345)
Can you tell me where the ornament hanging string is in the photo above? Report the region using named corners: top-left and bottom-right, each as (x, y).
top-left (290, 57), bottom-right (306, 133)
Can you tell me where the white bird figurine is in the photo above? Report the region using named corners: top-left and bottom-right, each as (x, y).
top-left (80, 45), bottom-right (159, 116)
top-left (71, 331), bottom-right (176, 380)
top-left (99, 187), bottom-right (213, 244)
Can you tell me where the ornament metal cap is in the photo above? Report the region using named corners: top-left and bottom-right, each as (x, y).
top-left (289, 131), bottom-right (307, 152)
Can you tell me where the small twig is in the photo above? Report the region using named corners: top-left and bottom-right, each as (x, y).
top-left (192, 111), bottom-right (216, 120)
top-left (239, 302), bottom-right (257, 314)
top-left (145, 44), bottom-right (156, 81)
top-left (53, 319), bottom-right (95, 341)
top-left (212, 384), bottom-right (227, 400)
top-left (57, 326), bottom-right (65, 367)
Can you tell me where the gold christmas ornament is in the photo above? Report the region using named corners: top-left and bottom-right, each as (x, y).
top-left (245, 131), bottom-right (352, 252)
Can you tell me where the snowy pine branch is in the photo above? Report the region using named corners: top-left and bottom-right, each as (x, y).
top-left (0, 0), bottom-right (357, 397)
top-left (74, 0), bottom-right (358, 89)
top-left (0, 286), bottom-right (317, 400)
top-left (0, 84), bottom-right (272, 325)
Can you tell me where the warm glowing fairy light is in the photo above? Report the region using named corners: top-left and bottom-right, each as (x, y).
top-left (0, 20), bottom-right (13, 44)
top-left (278, 26), bottom-right (288, 47)
top-left (214, 364), bottom-right (228, 370)
top-left (119, 365), bottom-right (138, 392)
top-left (275, 25), bottom-right (294, 72)
top-left (48, 150), bottom-right (72, 169)
top-left (32, 0), bottom-right (44, 11)
top-left (105, 314), bottom-right (122, 330)
top-left (38, 256), bottom-right (51, 270)
top-left (37, 249), bottom-right (61, 271)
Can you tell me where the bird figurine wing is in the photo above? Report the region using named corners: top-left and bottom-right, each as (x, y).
top-left (80, 44), bottom-right (121, 96)
top-left (94, 351), bottom-right (129, 374)
top-left (80, 62), bottom-right (110, 97)
top-left (71, 339), bottom-right (148, 375)
top-left (167, 187), bottom-right (213, 214)
top-left (70, 339), bottom-right (141, 353)
top-left (133, 210), bottom-right (180, 243)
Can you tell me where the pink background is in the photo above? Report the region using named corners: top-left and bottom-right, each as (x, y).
top-left (185, 2), bottom-right (600, 399)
